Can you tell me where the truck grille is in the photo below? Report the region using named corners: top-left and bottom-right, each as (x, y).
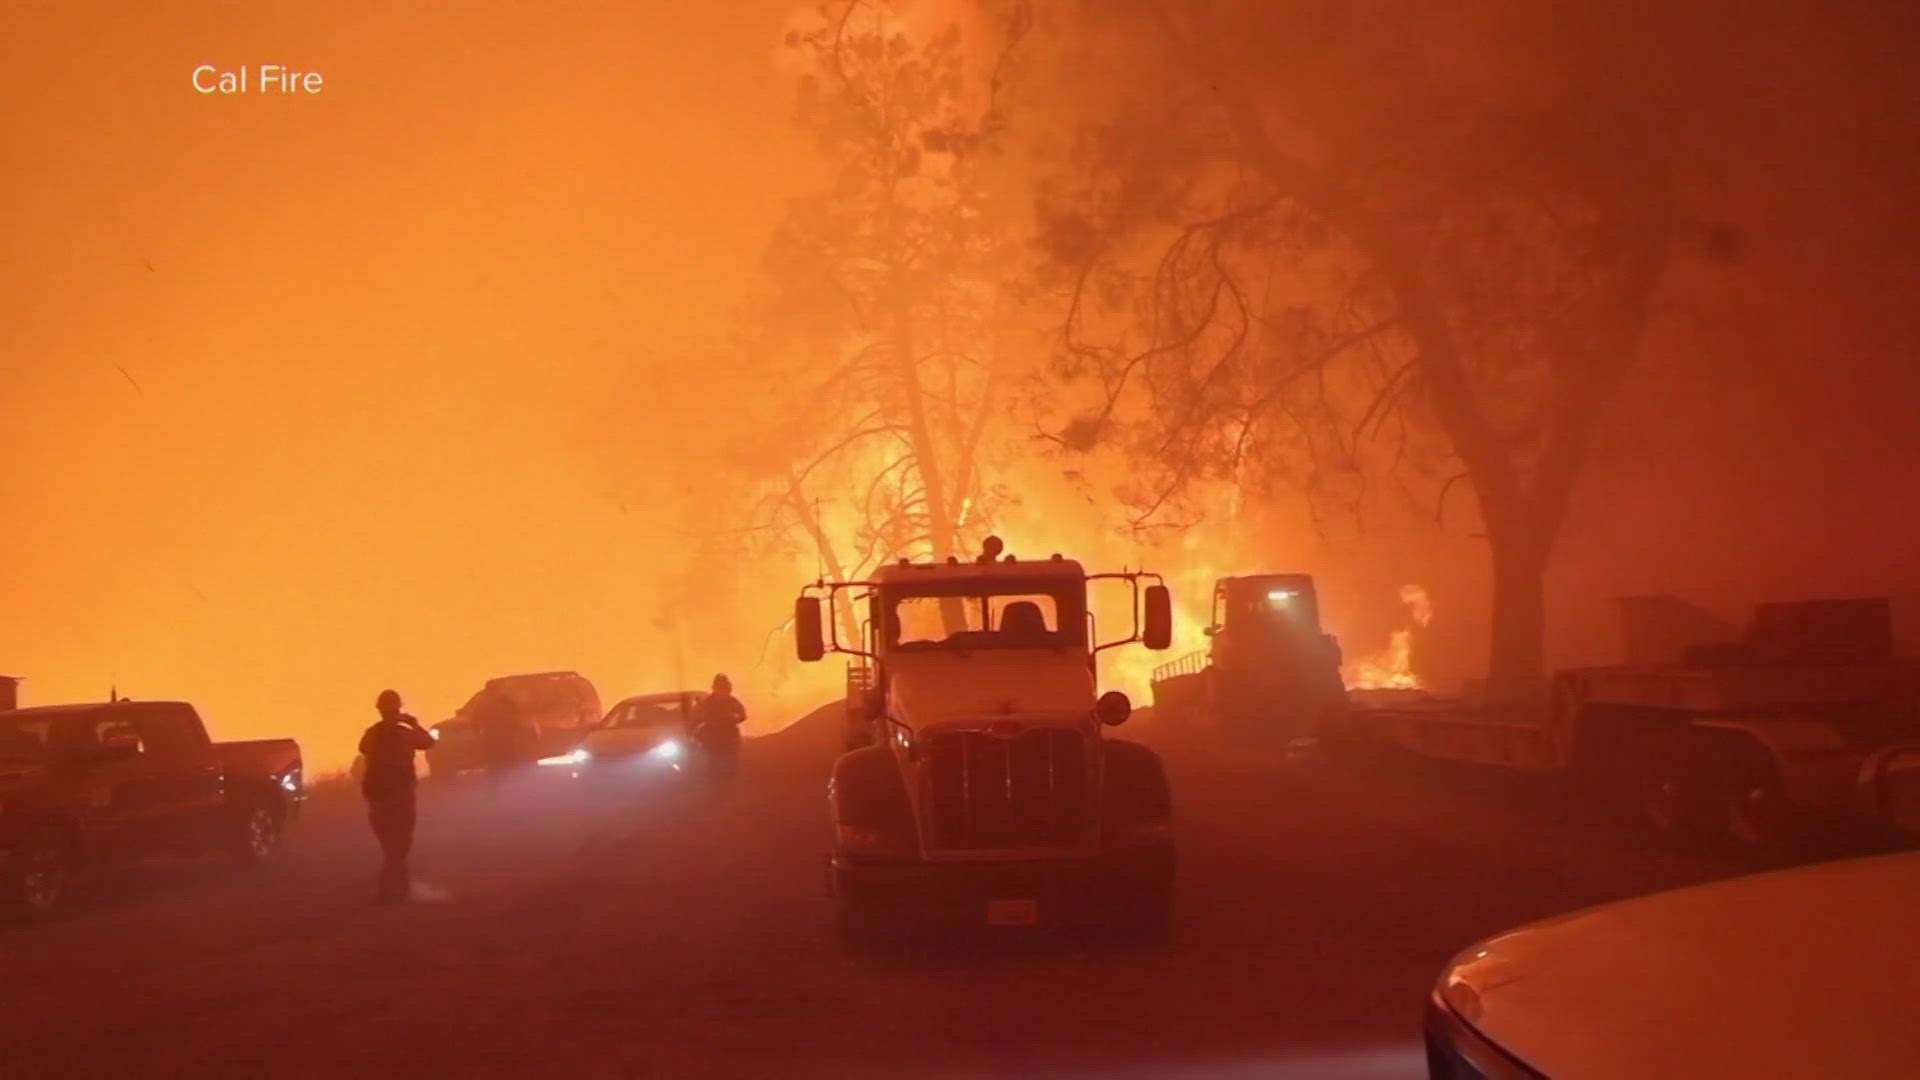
top-left (926, 727), bottom-right (1087, 849)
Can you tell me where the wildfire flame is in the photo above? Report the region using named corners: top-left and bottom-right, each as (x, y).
top-left (1347, 584), bottom-right (1431, 691)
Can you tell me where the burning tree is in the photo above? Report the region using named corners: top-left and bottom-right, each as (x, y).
top-left (732, 0), bottom-right (1039, 632)
top-left (1025, 1), bottom-right (1733, 707)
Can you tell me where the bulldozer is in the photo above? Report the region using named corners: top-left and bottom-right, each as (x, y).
top-left (1149, 574), bottom-right (1347, 747)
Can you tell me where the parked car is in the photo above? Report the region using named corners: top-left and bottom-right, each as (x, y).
top-left (0, 699), bottom-right (303, 919)
top-left (426, 672), bottom-right (600, 777)
top-left (1426, 851), bottom-right (1920, 1078)
top-left (537, 690), bottom-right (703, 775)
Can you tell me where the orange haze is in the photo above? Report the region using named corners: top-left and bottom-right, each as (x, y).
top-left (0, 1), bottom-right (815, 770)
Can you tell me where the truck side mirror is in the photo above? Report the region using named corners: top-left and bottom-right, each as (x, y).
top-left (1142, 585), bottom-right (1173, 650)
top-left (795, 597), bottom-right (826, 662)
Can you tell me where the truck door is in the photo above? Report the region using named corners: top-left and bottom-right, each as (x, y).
top-left (51, 712), bottom-right (164, 859)
top-left (130, 704), bottom-right (226, 847)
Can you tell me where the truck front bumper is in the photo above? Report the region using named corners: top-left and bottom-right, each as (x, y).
top-left (829, 843), bottom-right (1174, 928)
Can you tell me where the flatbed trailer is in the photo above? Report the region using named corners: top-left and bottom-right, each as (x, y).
top-left (1336, 597), bottom-right (1920, 854)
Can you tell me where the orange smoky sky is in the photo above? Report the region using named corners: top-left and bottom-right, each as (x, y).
top-left (0, 1), bottom-right (818, 770)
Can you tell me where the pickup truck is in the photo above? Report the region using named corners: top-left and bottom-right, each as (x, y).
top-left (0, 699), bottom-right (303, 919)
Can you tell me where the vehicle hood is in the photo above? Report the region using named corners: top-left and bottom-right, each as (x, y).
top-left (1440, 852), bottom-right (1920, 1077)
top-left (887, 650), bottom-right (1095, 728)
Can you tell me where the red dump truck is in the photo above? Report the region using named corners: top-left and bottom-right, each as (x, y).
top-left (1332, 596), bottom-right (1920, 855)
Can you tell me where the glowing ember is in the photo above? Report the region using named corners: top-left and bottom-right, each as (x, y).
top-left (1347, 584), bottom-right (1431, 690)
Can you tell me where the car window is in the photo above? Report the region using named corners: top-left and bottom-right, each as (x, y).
top-left (134, 705), bottom-right (206, 756)
top-left (0, 716), bottom-right (53, 760)
top-left (599, 702), bottom-right (633, 729)
top-left (627, 703), bottom-right (680, 728)
top-left (34, 713), bottom-right (143, 757)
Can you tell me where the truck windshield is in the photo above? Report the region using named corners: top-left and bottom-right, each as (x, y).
top-left (886, 584), bottom-right (1085, 651)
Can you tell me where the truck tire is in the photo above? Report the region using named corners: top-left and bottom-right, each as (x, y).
top-left (1716, 739), bottom-right (1800, 859)
top-left (1099, 858), bottom-right (1174, 944)
top-left (1626, 727), bottom-right (1716, 842)
top-left (830, 746), bottom-right (913, 951)
top-left (1102, 740), bottom-right (1175, 943)
top-left (3, 827), bottom-right (74, 920)
top-left (229, 797), bottom-right (286, 865)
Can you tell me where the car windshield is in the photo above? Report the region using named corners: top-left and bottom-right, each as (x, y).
top-left (603, 699), bottom-right (694, 728)
top-left (884, 582), bottom-right (1085, 652)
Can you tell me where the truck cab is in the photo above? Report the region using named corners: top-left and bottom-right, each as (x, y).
top-left (795, 538), bottom-right (1176, 941)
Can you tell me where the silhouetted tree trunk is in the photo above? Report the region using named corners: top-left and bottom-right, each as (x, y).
top-left (1038, 1), bottom-right (1678, 708)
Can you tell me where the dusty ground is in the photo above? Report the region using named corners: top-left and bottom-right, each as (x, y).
top-left (3, 708), bottom-right (1775, 1079)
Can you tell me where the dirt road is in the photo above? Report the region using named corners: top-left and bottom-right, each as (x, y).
top-left (4, 710), bottom-right (1752, 1079)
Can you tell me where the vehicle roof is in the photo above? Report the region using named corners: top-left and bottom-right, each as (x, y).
top-left (1220, 573), bottom-right (1317, 591)
top-left (0, 700), bottom-right (188, 719)
top-left (484, 671), bottom-right (590, 687)
top-left (1440, 851), bottom-right (1920, 1076)
top-left (870, 557), bottom-right (1086, 584)
top-left (612, 691), bottom-right (704, 707)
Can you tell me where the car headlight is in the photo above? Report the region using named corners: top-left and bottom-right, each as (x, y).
top-left (537, 748), bottom-right (591, 767)
top-left (650, 739), bottom-right (684, 761)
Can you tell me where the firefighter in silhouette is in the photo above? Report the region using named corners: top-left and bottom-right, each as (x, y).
top-left (359, 689), bottom-right (435, 903)
top-left (691, 673), bottom-right (747, 787)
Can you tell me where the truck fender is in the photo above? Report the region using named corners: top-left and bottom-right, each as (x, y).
top-left (829, 745), bottom-right (913, 841)
top-left (1101, 739), bottom-right (1171, 824)
top-left (1691, 718), bottom-right (1851, 809)
top-left (1856, 741), bottom-right (1920, 830)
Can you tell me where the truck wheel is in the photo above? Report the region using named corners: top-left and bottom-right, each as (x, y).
top-left (230, 800), bottom-right (285, 865)
top-left (1637, 763), bottom-right (1711, 839)
top-left (1720, 747), bottom-right (1799, 858)
top-left (4, 829), bottom-right (73, 920)
top-left (1113, 863), bottom-right (1175, 945)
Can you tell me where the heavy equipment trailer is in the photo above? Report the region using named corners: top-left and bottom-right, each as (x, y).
top-left (1335, 596), bottom-right (1920, 854)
